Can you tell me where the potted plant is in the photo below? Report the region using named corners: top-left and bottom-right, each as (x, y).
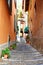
top-left (1, 48), bottom-right (10, 59)
top-left (12, 43), bottom-right (16, 50)
top-left (26, 34), bottom-right (30, 44)
top-left (10, 43), bottom-right (17, 50)
top-left (10, 45), bottom-right (13, 50)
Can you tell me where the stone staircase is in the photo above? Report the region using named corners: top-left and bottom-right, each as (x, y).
top-left (1, 44), bottom-right (43, 65)
top-left (0, 38), bottom-right (43, 65)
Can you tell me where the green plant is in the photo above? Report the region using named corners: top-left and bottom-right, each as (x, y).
top-left (17, 26), bottom-right (19, 32)
top-left (19, 11), bottom-right (23, 18)
top-left (1, 48), bottom-right (10, 58)
top-left (12, 43), bottom-right (16, 49)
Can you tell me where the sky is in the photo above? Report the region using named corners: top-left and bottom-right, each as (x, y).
top-left (16, 0), bottom-right (22, 11)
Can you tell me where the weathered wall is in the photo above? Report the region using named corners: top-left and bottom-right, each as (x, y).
top-left (29, 0), bottom-right (39, 35)
top-left (29, 0), bottom-right (43, 53)
top-left (0, 0), bottom-right (16, 44)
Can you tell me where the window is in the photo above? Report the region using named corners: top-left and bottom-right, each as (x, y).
top-left (25, 0), bottom-right (29, 11)
top-left (34, 2), bottom-right (36, 11)
top-left (6, 0), bottom-right (12, 15)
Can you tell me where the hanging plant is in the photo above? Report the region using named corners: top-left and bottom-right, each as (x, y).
top-left (19, 12), bottom-right (23, 18)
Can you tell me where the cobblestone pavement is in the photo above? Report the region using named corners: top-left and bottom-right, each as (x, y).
top-left (0, 38), bottom-right (43, 65)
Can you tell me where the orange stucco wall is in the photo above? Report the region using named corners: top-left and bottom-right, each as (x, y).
top-left (36, 0), bottom-right (43, 30)
top-left (29, 0), bottom-right (43, 36)
top-left (29, 0), bottom-right (43, 53)
top-left (0, 0), bottom-right (16, 44)
top-left (29, 0), bottom-right (38, 36)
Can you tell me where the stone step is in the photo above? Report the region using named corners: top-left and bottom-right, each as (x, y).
top-left (1, 59), bottom-right (43, 65)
